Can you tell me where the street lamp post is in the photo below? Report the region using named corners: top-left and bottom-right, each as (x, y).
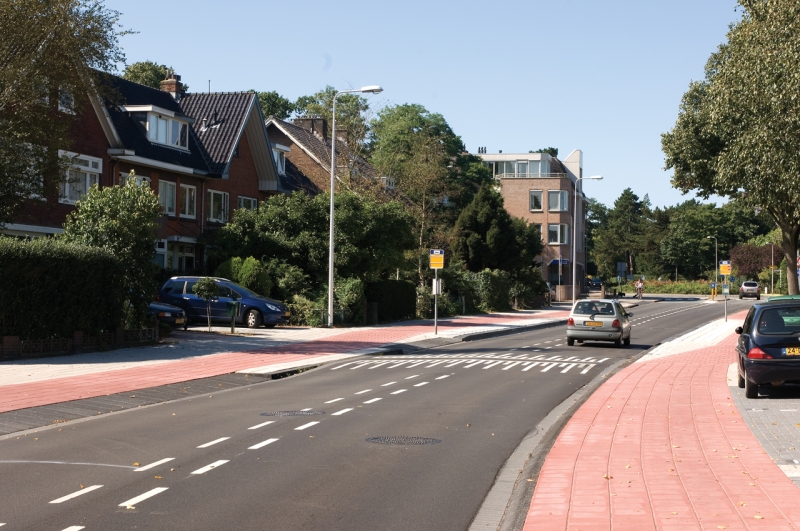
top-left (327, 85), bottom-right (383, 327)
top-left (770, 242), bottom-right (774, 294)
top-left (706, 235), bottom-right (718, 299)
top-left (572, 175), bottom-right (602, 305)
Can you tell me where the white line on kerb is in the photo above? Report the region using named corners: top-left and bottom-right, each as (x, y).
top-left (248, 438), bottom-right (279, 450)
top-left (50, 485), bottom-right (103, 504)
top-left (191, 460), bottom-right (229, 475)
top-left (435, 375), bottom-right (450, 379)
top-left (354, 389), bottom-right (372, 395)
top-left (381, 382), bottom-right (397, 386)
top-left (414, 382), bottom-right (429, 387)
top-left (325, 398), bottom-right (344, 403)
top-left (363, 398), bottom-right (382, 404)
top-left (248, 421), bottom-right (275, 430)
top-left (134, 458), bottom-right (175, 472)
top-left (295, 421), bottom-right (319, 430)
top-left (118, 487), bottom-right (169, 506)
top-left (197, 437), bottom-right (230, 448)
top-left (390, 389), bottom-right (407, 394)
top-left (332, 408), bottom-right (354, 416)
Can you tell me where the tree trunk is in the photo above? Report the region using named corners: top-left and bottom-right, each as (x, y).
top-left (206, 303), bottom-right (212, 332)
top-left (778, 223), bottom-right (800, 294)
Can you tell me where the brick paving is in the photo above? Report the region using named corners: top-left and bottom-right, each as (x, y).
top-left (0, 311), bottom-right (567, 414)
top-left (523, 310), bottom-right (800, 531)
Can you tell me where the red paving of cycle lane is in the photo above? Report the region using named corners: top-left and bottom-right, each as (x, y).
top-left (0, 311), bottom-right (567, 414)
top-left (523, 310), bottom-right (800, 531)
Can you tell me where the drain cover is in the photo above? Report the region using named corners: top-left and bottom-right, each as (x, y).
top-left (260, 411), bottom-right (324, 417)
top-left (365, 436), bottom-right (442, 445)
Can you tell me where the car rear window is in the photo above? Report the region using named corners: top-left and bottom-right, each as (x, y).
top-left (573, 301), bottom-right (616, 315)
top-left (164, 280), bottom-right (185, 295)
top-left (756, 307), bottom-right (800, 335)
top-left (743, 282), bottom-right (758, 287)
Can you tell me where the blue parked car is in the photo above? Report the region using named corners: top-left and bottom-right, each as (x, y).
top-left (158, 276), bottom-right (290, 329)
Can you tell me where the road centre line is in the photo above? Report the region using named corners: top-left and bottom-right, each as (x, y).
top-left (134, 458), bottom-right (175, 472)
top-left (118, 487), bottom-right (169, 506)
top-left (248, 438), bottom-right (279, 450)
top-left (324, 398), bottom-right (344, 403)
top-left (390, 389), bottom-right (407, 394)
top-left (414, 382), bottom-right (429, 387)
top-left (191, 460), bottom-right (229, 475)
top-left (49, 485), bottom-right (103, 504)
top-left (332, 408), bottom-right (354, 416)
top-left (435, 375), bottom-right (450, 379)
top-left (363, 398), bottom-right (382, 404)
top-left (295, 422), bottom-right (319, 430)
top-left (354, 389), bottom-right (372, 394)
top-left (381, 382), bottom-right (396, 386)
top-left (580, 364), bottom-right (596, 374)
top-left (197, 437), bottom-right (230, 448)
top-left (560, 364), bottom-right (577, 373)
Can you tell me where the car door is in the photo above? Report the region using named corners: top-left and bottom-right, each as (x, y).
top-left (210, 283), bottom-right (236, 321)
top-left (182, 280), bottom-right (209, 319)
top-left (737, 308), bottom-right (755, 375)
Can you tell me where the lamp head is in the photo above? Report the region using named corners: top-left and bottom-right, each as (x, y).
top-left (587, 175), bottom-right (602, 180)
top-left (360, 85), bottom-right (383, 94)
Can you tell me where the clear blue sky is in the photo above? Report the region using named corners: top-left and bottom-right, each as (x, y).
top-left (104, 0), bottom-right (741, 209)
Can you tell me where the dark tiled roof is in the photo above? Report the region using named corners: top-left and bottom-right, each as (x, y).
top-left (98, 74), bottom-right (209, 172)
top-left (179, 92), bottom-right (256, 175)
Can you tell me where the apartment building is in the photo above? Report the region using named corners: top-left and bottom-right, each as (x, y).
top-left (474, 149), bottom-right (587, 296)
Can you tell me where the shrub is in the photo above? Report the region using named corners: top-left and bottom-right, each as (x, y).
top-left (0, 237), bottom-right (125, 339)
top-left (471, 269), bottom-right (511, 312)
top-left (214, 257), bottom-right (243, 282)
top-left (237, 256), bottom-right (272, 296)
top-left (618, 280), bottom-right (712, 295)
top-left (335, 277), bottom-right (365, 323)
top-left (365, 280), bottom-right (416, 322)
top-left (287, 294), bottom-right (323, 327)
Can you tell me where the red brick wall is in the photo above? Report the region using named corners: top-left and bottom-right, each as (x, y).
top-left (268, 125), bottom-right (331, 192)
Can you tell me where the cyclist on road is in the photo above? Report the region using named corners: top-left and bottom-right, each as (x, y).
top-left (635, 279), bottom-right (644, 300)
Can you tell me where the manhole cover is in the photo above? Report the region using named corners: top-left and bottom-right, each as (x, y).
top-left (365, 436), bottom-right (442, 445)
top-left (260, 411), bottom-right (324, 417)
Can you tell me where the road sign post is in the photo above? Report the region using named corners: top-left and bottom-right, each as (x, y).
top-left (430, 250), bottom-right (444, 335)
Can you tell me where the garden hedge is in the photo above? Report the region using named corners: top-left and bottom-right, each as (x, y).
top-left (0, 237), bottom-right (126, 339)
top-left (365, 280), bottom-right (416, 322)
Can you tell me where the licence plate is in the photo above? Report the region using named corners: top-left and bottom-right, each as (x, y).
top-left (175, 318), bottom-right (185, 324)
top-left (784, 347), bottom-right (800, 355)
top-left (584, 321), bottom-right (603, 327)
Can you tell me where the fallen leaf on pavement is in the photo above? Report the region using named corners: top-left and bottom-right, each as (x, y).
top-left (133, 462), bottom-right (140, 466)
top-left (738, 502), bottom-right (746, 506)
top-left (754, 515), bottom-right (763, 519)
top-left (626, 464), bottom-right (630, 468)
top-left (126, 505), bottom-right (135, 510)
top-left (154, 476), bottom-right (162, 479)
top-left (603, 474), bottom-right (612, 480)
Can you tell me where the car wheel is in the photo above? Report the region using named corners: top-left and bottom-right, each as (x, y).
top-left (739, 296), bottom-right (742, 300)
top-left (614, 338), bottom-right (622, 348)
top-left (756, 296), bottom-right (760, 300)
top-left (744, 371), bottom-right (759, 399)
top-left (567, 338), bottom-right (575, 346)
top-left (737, 372), bottom-right (745, 389)
top-left (624, 335), bottom-right (631, 346)
top-left (246, 309), bottom-right (262, 328)
top-left (183, 319), bottom-right (189, 331)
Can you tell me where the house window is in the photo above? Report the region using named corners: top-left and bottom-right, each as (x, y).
top-left (167, 242), bottom-right (195, 271)
top-left (179, 184), bottom-right (196, 219)
top-left (529, 190), bottom-right (543, 211)
top-left (238, 196), bottom-right (257, 211)
top-left (529, 160), bottom-right (541, 176)
top-left (548, 224), bottom-right (569, 245)
top-left (153, 240), bottom-right (167, 268)
top-left (548, 190), bottom-right (569, 212)
top-left (533, 223), bottom-right (543, 242)
top-left (158, 180), bottom-right (177, 215)
top-left (59, 153), bottom-right (102, 204)
top-left (272, 149), bottom-right (286, 175)
top-left (148, 113), bottom-right (188, 149)
top-left (517, 161), bottom-right (528, 177)
top-left (495, 161), bottom-right (515, 177)
top-left (120, 172), bottom-right (150, 187)
top-left (207, 190), bottom-right (229, 223)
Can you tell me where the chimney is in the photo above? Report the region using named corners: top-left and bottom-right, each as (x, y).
top-left (292, 117), bottom-right (328, 140)
top-left (159, 71), bottom-right (184, 100)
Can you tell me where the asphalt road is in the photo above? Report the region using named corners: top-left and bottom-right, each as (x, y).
top-left (0, 298), bottom-right (754, 531)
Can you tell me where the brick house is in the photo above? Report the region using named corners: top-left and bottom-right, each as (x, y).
top-left (474, 149), bottom-right (587, 296)
top-left (4, 72), bottom-right (281, 272)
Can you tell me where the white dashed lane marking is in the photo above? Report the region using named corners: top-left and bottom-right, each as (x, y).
top-left (134, 458), bottom-right (174, 472)
top-left (354, 389), bottom-right (372, 395)
top-left (60, 527), bottom-right (84, 531)
top-left (191, 460), bottom-right (229, 475)
top-left (197, 437), bottom-right (229, 448)
top-left (118, 487), bottom-right (169, 506)
top-left (363, 398), bottom-right (382, 404)
top-left (414, 382), bottom-right (429, 387)
top-left (390, 389), bottom-right (407, 395)
top-left (295, 421), bottom-right (319, 431)
top-left (324, 398), bottom-right (344, 403)
top-left (332, 408), bottom-right (354, 416)
top-left (248, 421), bottom-right (275, 430)
top-left (49, 485), bottom-right (103, 504)
top-left (435, 375), bottom-right (450, 379)
top-left (248, 438), bottom-right (279, 450)
top-left (381, 381), bottom-right (396, 386)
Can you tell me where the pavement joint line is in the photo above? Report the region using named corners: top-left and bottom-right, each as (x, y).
top-left (197, 437), bottom-right (229, 448)
top-left (49, 485), bottom-right (103, 504)
top-left (134, 457), bottom-right (174, 472)
top-left (190, 460), bottom-right (228, 475)
top-left (118, 487), bottom-right (169, 506)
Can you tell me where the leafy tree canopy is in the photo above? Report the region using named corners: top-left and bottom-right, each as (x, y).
top-left (296, 86), bottom-right (370, 145)
top-left (530, 147), bottom-right (558, 157)
top-left (255, 90), bottom-right (297, 120)
top-left (122, 61), bottom-right (184, 90)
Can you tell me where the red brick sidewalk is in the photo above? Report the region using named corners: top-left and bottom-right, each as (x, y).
top-left (0, 311), bottom-right (567, 414)
top-left (524, 311), bottom-right (800, 531)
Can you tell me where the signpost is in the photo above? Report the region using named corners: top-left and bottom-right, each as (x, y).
top-left (719, 260), bottom-right (731, 276)
top-left (430, 249), bottom-right (444, 334)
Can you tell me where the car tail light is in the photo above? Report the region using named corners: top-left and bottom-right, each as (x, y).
top-left (612, 319), bottom-right (621, 328)
top-left (156, 293), bottom-right (161, 302)
top-left (568, 318), bottom-right (575, 326)
top-left (747, 347), bottom-right (772, 359)
top-left (757, 286), bottom-right (761, 292)
top-left (739, 287), bottom-right (743, 292)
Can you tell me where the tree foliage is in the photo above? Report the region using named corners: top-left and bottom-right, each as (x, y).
top-left (61, 175), bottom-right (163, 325)
top-left (730, 244), bottom-right (773, 278)
top-left (191, 277), bottom-right (218, 331)
top-left (0, 0), bottom-right (127, 224)
top-left (123, 61), bottom-right (172, 89)
top-left (662, 0), bottom-right (800, 292)
top-left (255, 90), bottom-right (297, 120)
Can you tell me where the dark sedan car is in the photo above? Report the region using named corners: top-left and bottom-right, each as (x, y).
top-left (736, 300), bottom-right (800, 398)
top-left (147, 301), bottom-right (187, 329)
top-left (158, 276), bottom-right (290, 328)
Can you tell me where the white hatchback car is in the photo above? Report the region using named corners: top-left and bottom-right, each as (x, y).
top-left (567, 299), bottom-right (632, 347)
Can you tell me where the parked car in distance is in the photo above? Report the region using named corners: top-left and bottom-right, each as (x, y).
top-left (147, 301), bottom-right (187, 329)
top-left (591, 277), bottom-right (603, 288)
top-left (566, 299), bottom-right (632, 347)
top-left (158, 277), bottom-right (290, 329)
top-left (739, 281), bottom-right (761, 300)
top-left (736, 300), bottom-right (800, 398)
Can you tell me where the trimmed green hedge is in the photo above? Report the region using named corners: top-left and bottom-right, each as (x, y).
top-left (366, 280), bottom-right (416, 322)
top-left (617, 280), bottom-right (712, 295)
top-left (0, 237), bottom-right (126, 339)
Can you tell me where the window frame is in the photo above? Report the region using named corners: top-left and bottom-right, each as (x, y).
top-left (58, 152), bottom-right (102, 205)
top-left (529, 190), bottom-right (543, 212)
top-left (547, 223), bottom-right (570, 245)
top-left (179, 184), bottom-right (197, 219)
top-left (272, 149), bottom-right (286, 175)
top-left (238, 196), bottom-right (257, 211)
top-left (548, 190), bottom-right (569, 212)
top-left (158, 180), bottom-right (177, 216)
top-left (206, 189), bottom-right (229, 223)
top-left (147, 112), bottom-right (189, 150)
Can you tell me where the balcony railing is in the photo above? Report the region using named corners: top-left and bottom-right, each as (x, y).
top-left (495, 172), bottom-right (568, 179)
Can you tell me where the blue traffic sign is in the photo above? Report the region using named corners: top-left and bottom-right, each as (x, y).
top-left (729, 276), bottom-right (736, 283)
top-left (710, 282), bottom-right (716, 288)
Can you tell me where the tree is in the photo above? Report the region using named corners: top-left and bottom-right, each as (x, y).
top-left (452, 184), bottom-right (542, 272)
top-left (123, 61), bottom-right (171, 89)
top-left (255, 90), bottom-right (296, 120)
top-left (730, 244), bottom-right (772, 278)
top-left (659, 203), bottom-right (715, 280)
top-left (662, 0), bottom-right (800, 293)
top-left (591, 189), bottom-right (647, 279)
top-left (296, 86), bottom-right (370, 146)
top-left (530, 147), bottom-right (558, 157)
top-left (0, 0), bottom-right (127, 225)
top-left (192, 277), bottom-right (218, 332)
top-left (61, 173), bottom-right (163, 325)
